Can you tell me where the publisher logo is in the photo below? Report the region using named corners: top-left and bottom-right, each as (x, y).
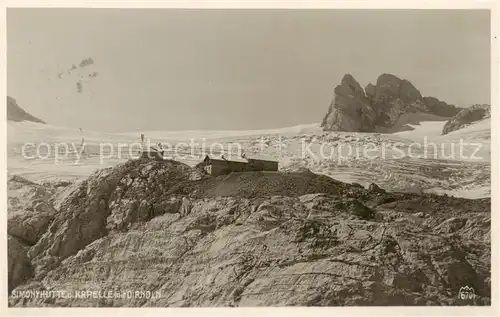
top-left (458, 286), bottom-right (476, 300)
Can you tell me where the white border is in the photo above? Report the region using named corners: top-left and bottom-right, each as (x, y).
top-left (1, 1), bottom-right (498, 317)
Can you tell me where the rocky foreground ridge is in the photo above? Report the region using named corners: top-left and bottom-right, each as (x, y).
top-left (7, 96), bottom-right (46, 124)
top-left (442, 104), bottom-right (491, 135)
top-left (321, 74), bottom-right (462, 132)
top-left (8, 159), bottom-right (491, 306)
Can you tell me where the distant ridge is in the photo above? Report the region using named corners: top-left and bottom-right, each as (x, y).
top-left (7, 96), bottom-right (46, 124)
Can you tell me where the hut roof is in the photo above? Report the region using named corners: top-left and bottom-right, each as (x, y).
top-left (203, 154), bottom-right (277, 164)
top-left (203, 154), bottom-right (248, 164)
top-left (245, 155), bottom-right (278, 163)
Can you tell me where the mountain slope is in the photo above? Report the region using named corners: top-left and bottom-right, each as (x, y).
top-left (8, 160), bottom-right (491, 306)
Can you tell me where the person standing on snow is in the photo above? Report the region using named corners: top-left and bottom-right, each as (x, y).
top-left (157, 143), bottom-right (164, 157)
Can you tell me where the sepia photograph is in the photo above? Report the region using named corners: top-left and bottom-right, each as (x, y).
top-left (3, 3), bottom-right (497, 312)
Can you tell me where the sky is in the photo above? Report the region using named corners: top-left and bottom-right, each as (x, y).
top-left (7, 9), bottom-right (491, 132)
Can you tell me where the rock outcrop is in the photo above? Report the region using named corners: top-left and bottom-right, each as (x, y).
top-left (8, 236), bottom-right (34, 292)
top-left (7, 96), bottom-right (45, 124)
top-left (321, 74), bottom-right (462, 133)
top-left (442, 104), bottom-right (491, 135)
top-left (8, 158), bottom-right (491, 306)
top-left (423, 97), bottom-right (464, 118)
top-left (320, 74), bottom-right (377, 132)
top-left (8, 175), bottom-right (59, 245)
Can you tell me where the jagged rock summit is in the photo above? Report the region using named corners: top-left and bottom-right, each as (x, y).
top-left (321, 74), bottom-right (461, 133)
top-left (7, 96), bottom-right (45, 124)
top-left (442, 104), bottom-right (491, 135)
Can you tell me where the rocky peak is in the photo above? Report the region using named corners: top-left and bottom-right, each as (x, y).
top-left (337, 74), bottom-right (366, 99)
top-left (374, 74), bottom-right (403, 97)
top-left (399, 79), bottom-right (423, 104)
top-left (368, 73), bottom-right (423, 105)
top-left (321, 73), bottom-right (461, 133)
top-left (321, 74), bottom-right (375, 132)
